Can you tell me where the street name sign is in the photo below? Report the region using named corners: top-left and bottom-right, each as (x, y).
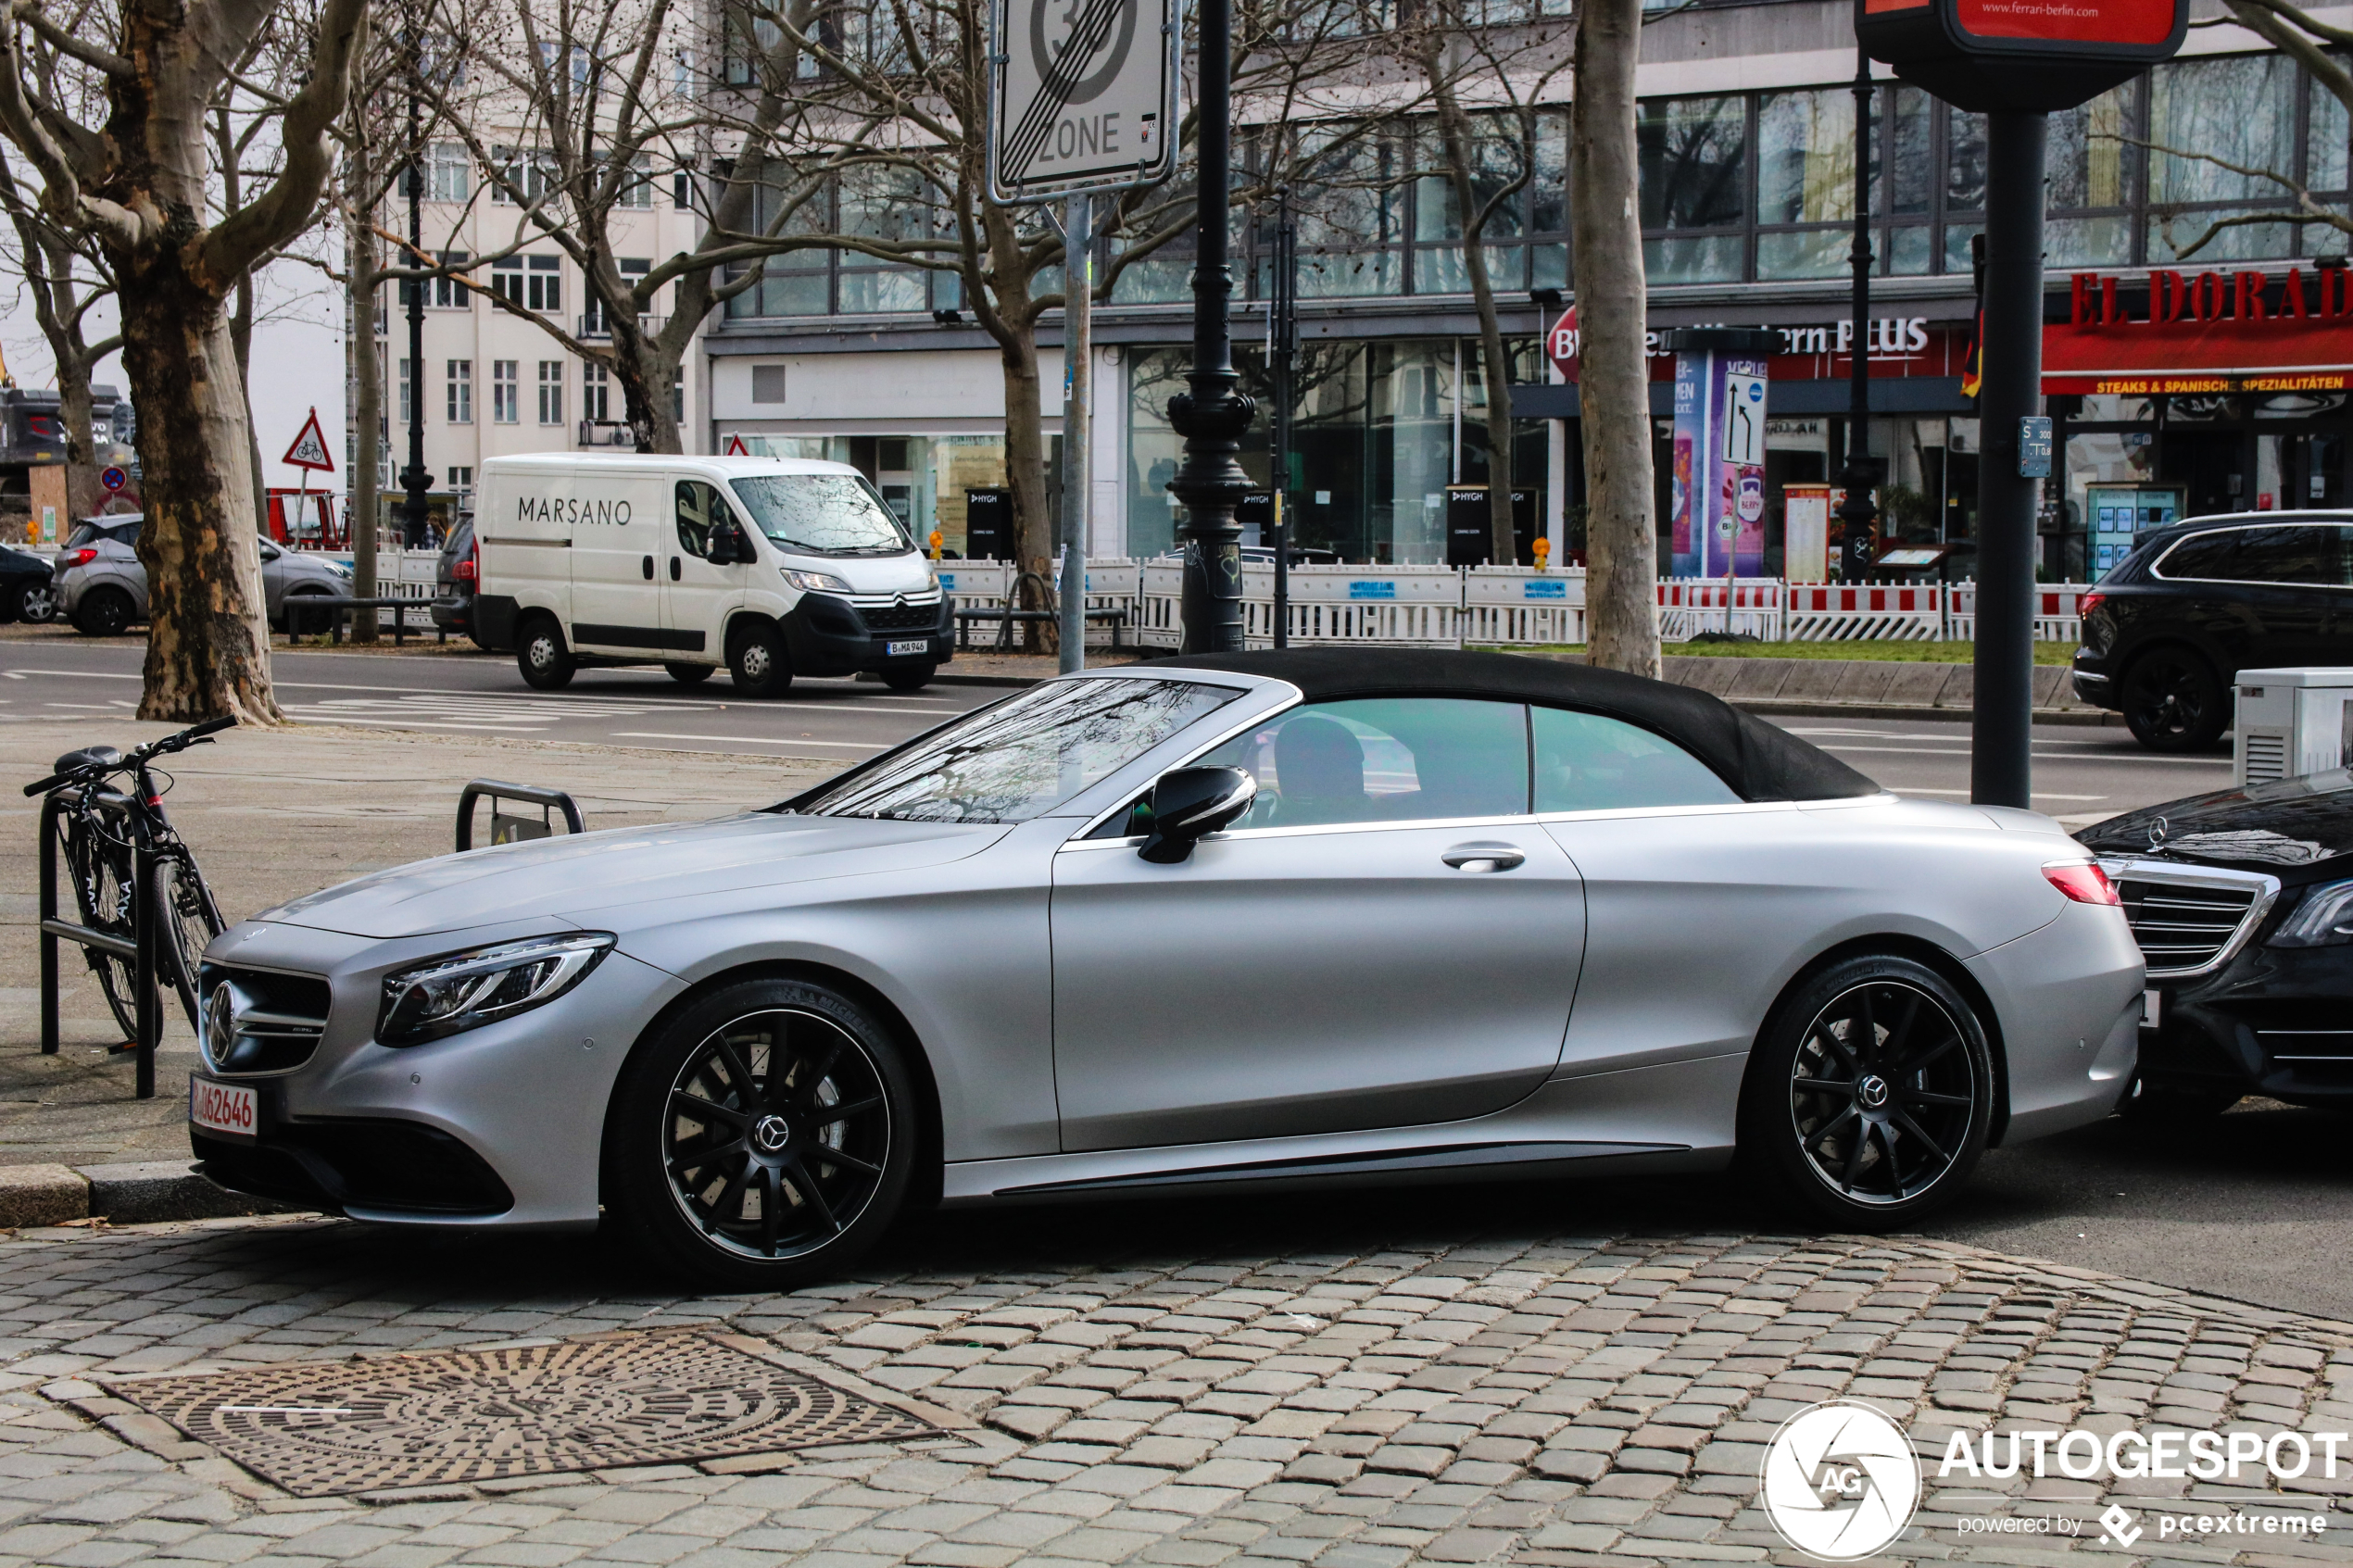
top-left (988, 0), bottom-right (1179, 202)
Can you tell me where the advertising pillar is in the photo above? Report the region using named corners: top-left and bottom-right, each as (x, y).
top-left (1667, 328), bottom-right (1779, 578)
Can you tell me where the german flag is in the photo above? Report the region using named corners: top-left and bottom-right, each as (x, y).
top-left (1960, 308), bottom-right (1982, 400)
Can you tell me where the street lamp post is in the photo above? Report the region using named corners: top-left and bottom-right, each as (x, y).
top-left (399, 56), bottom-right (431, 549)
top-left (1166, 0), bottom-right (1253, 655)
top-left (1838, 48), bottom-right (1878, 584)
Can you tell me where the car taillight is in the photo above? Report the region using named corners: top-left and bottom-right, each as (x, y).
top-left (2044, 861), bottom-right (2120, 906)
top-left (2078, 592), bottom-right (2105, 618)
top-left (60, 547), bottom-right (95, 568)
top-left (454, 552), bottom-right (476, 583)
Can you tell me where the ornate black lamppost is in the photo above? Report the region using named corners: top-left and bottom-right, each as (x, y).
top-left (1166, 0), bottom-right (1252, 653)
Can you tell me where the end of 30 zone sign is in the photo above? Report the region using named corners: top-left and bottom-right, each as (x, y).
top-left (988, 0), bottom-right (1179, 203)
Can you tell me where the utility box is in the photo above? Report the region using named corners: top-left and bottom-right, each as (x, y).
top-left (2233, 668), bottom-right (2353, 786)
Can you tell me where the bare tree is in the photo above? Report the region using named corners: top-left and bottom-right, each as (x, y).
top-left (0, 157), bottom-right (120, 523)
top-left (1568, 0), bottom-right (1655, 676)
top-left (1403, 4), bottom-right (1567, 567)
top-left (0, 0), bottom-right (369, 721)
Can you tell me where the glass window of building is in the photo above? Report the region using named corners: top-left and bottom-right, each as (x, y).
top-left (492, 361), bottom-right (518, 424)
top-left (1755, 88), bottom-right (1857, 281)
top-left (446, 360), bottom-right (472, 424)
top-left (537, 361), bottom-right (564, 425)
top-left (1639, 95), bottom-right (1748, 283)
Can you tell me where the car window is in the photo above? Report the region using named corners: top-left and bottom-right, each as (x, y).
top-left (2227, 526), bottom-right (2326, 583)
top-left (107, 521), bottom-right (140, 545)
top-left (1532, 706), bottom-right (1741, 812)
top-left (798, 677), bottom-right (1239, 823)
top-left (1196, 697), bottom-right (1531, 830)
top-left (729, 473), bottom-right (909, 556)
top-left (63, 522), bottom-right (101, 547)
top-left (2153, 530), bottom-right (2242, 581)
top-left (676, 481), bottom-right (736, 558)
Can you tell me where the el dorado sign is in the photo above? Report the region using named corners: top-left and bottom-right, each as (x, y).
top-left (2043, 267), bottom-right (2353, 394)
top-left (1859, 0), bottom-right (2187, 112)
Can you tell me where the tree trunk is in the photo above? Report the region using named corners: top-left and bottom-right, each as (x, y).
top-left (1570, 0), bottom-right (1659, 678)
top-left (232, 271), bottom-right (269, 546)
top-left (57, 355), bottom-right (99, 521)
top-left (348, 186), bottom-right (380, 640)
top-left (617, 325), bottom-right (683, 454)
top-left (999, 320), bottom-right (1052, 648)
top-left (120, 255), bottom-right (282, 723)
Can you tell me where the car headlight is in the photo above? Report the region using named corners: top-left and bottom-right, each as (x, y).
top-left (2271, 879), bottom-right (2353, 948)
top-left (326, 561), bottom-right (352, 579)
top-left (378, 933), bottom-right (613, 1046)
top-left (783, 568), bottom-right (851, 593)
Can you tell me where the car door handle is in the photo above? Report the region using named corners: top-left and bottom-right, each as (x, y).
top-left (670, 557), bottom-right (681, 581)
top-left (640, 555), bottom-right (653, 580)
top-left (1442, 843), bottom-right (1525, 872)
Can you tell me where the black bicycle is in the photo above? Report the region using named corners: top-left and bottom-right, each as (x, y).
top-left (23, 717), bottom-right (233, 1038)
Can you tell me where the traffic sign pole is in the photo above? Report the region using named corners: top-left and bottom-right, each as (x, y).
top-left (1058, 193), bottom-right (1092, 676)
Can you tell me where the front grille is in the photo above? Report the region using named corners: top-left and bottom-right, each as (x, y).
top-left (860, 604), bottom-right (939, 632)
top-left (198, 963), bottom-right (330, 1074)
top-left (2114, 873), bottom-right (2265, 978)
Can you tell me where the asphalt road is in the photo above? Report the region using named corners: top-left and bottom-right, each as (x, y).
top-left (0, 637), bottom-right (1001, 763)
top-left (1, 639), bottom-right (2233, 821)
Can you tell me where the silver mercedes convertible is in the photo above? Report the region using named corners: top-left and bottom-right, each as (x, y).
top-left (193, 650), bottom-right (2144, 1285)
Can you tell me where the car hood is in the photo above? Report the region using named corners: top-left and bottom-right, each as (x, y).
top-left (2075, 769), bottom-right (2353, 875)
top-left (258, 811), bottom-right (1007, 939)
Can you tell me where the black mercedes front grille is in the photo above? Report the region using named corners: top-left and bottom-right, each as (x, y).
top-left (2117, 878), bottom-right (2260, 976)
top-left (860, 603), bottom-right (940, 632)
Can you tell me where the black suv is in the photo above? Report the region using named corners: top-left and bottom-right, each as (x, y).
top-left (2070, 511), bottom-right (2353, 752)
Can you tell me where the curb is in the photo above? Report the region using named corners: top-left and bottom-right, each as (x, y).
top-left (0, 1160), bottom-right (297, 1229)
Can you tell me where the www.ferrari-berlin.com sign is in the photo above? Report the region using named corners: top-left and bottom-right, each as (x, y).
top-left (988, 0), bottom-right (1179, 202)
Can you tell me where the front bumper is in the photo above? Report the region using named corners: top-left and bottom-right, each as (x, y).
top-left (782, 595), bottom-right (955, 678)
top-left (2143, 941), bottom-right (2353, 1103)
top-left (189, 919), bottom-right (687, 1230)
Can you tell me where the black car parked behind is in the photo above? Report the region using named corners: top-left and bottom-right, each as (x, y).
top-left (0, 541), bottom-right (56, 622)
top-left (2071, 512), bottom-right (2353, 753)
top-left (2077, 770), bottom-right (2353, 1120)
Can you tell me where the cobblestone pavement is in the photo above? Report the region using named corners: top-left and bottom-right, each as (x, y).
top-left (0, 1192), bottom-right (2343, 1567)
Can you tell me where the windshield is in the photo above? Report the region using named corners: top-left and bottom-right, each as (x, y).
top-left (730, 473), bottom-right (911, 556)
top-left (797, 677), bottom-right (1241, 823)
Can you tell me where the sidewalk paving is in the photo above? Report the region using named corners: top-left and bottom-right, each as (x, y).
top-left (0, 1207), bottom-right (2340, 1564)
top-left (0, 721), bottom-right (834, 1170)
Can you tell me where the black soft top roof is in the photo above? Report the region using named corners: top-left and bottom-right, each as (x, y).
top-left (1160, 647), bottom-right (1879, 803)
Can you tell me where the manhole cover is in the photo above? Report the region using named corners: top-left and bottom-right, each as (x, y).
top-left (110, 1332), bottom-right (934, 1497)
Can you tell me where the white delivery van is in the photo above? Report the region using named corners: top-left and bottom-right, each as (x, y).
top-left (472, 454), bottom-right (950, 695)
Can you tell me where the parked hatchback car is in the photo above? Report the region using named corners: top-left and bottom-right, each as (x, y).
top-left (56, 516), bottom-right (354, 635)
top-left (2077, 769), bottom-right (2353, 1120)
top-left (431, 513), bottom-right (481, 646)
top-left (2070, 512), bottom-right (2353, 753)
top-left (0, 541), bottom-right (56, 622)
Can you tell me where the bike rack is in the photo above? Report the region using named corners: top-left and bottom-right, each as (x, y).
top-left (456, 780), bottom-right (585, 853)
top-left (37, 784), bottom-right (164, 1098)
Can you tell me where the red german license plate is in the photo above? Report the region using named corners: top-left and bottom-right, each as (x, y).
top-left (189, 1076), bottom-right (258, 1142)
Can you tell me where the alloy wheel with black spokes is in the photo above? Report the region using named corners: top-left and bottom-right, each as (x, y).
top-left (1741, 954), bottom-right (1994, 1225)
top-left (610, 979), bottom-right (915, 1286)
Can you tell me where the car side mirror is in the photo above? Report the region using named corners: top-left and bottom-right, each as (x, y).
top-left (1137, 767), bottom-right (1257, 864)
top-left (709, 524), bottom-right (749, 565)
